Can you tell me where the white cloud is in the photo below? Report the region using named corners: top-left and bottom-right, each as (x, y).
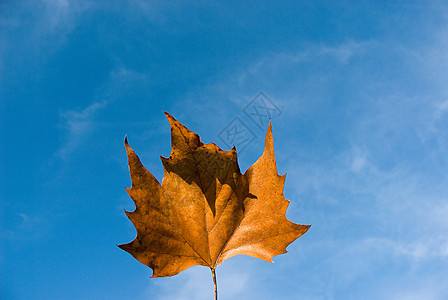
top-left (350, 146), bottom-right (368, 173)
top-left (150, 264), bottom-right (251, 300)
top-left (42, 0), bottom-right (71, 29)
top-left (284, 40), bottom-right (373, 64)
top-left (139, 257), bottom-right (274, 300)
top-left (0, 0), bottom-right (95, 75)
top-left (357, 237), bottom-right (448, 261)
top-left (319, 41), bottom-right (373, 63)
top-left (0, 212), bottom-right (47, 241)
top-left (39, 0), bottom-right (94, 33)
top-left (435, 100), bottom-right (448, 116)
top-left (232, 40), bottom-right (373, 90)
top-left (56, 99), bottom-right (108, 160)
top-left (387, 282), bottom-right (448, 300)
top-left (54, 66), bottom-right (151, 160)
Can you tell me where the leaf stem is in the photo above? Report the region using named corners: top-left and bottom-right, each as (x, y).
top-left (211, 267), bottom-right (218, 300)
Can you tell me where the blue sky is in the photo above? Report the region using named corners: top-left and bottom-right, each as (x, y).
top-left (2, 1), bottom-right (448, 299)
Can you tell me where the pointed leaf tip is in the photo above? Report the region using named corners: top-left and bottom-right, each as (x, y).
top-left (163, 111), bottom-right (174, 120)
top-left (164, 111), bottom-right (182, 128)
top-left (124, 135), bottom-right (128, 145)
top-left (264, 120), bottom-right (274, 153)
top-left (267, 119), bottom-right (272, 135)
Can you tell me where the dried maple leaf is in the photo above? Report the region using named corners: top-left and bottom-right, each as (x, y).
top-left (119, 112), bottom-right (310, 298)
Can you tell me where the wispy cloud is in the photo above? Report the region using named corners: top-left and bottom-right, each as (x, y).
top-left (349, 146), bottom-right (368, 173)
top-left (344, 237), bottom-right (448, 263)
top-left (151, 268), bottom-right (215, 300)
top-left (435, 100), bottom-right (448, 116)
top-left (41, 0), bottom-right (74, 31)
top-left (39, 0), bottom-right (94, 33)
top-left (150, 261), bottom-right (254, 300)
top-left (54, 66), bottom-right (151, 160)
top-left (386, 278), bottom-right (448, 300)
top-left (0, 0), bottom-right (93, 75)
top-left (0, 212), bottom-right (47, 241)
top-left (2, 0), bottom-right (91, 39)
top-left (233, 40), bottom-right (374, 88)
top-left (56, 100), bottom-right (108, 160)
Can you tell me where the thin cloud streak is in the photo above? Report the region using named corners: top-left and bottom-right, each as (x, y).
top-left (56, 99), bottom-right (108, 160)
top-left (151, 261), bottom-right (255, 300)
top-left (54, 66), bottom-right (151, 160)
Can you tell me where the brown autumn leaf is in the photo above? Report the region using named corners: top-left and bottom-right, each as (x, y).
top-left (119, 112), bottom-right (310, 280)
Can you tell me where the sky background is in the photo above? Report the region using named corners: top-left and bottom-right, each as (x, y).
top-left (2, 1), bottom-right (448, 299)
